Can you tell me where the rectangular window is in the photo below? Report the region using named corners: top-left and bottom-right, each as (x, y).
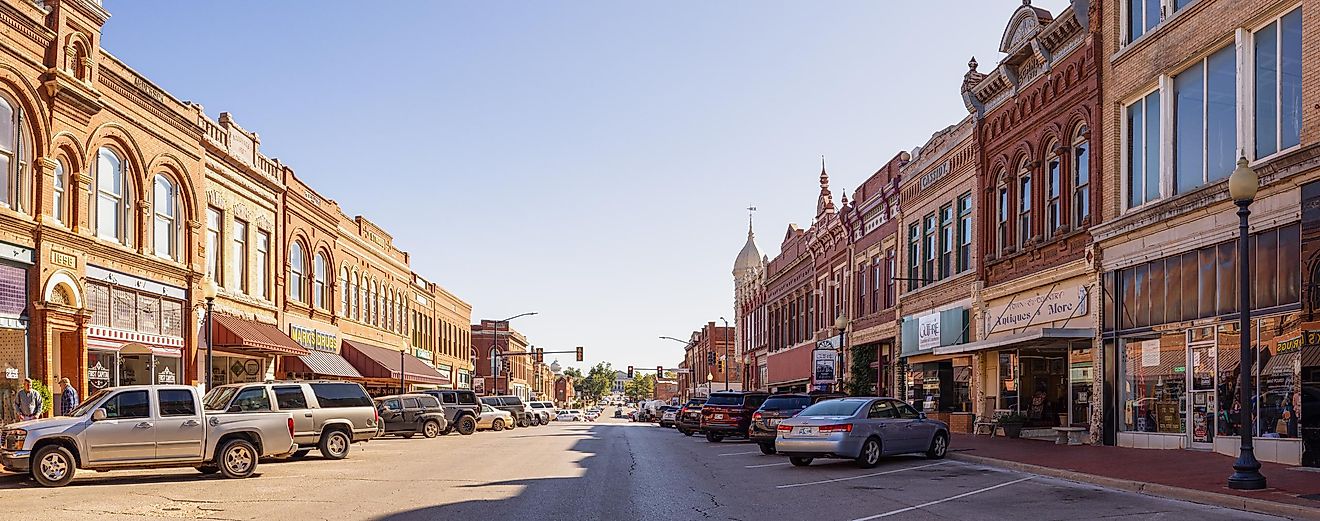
top-left (232, 219), bottom-right (248, 294)
top-left (1046, 155), bottom-right (1061, 237)
top-left (907, 224), bottom-right (919, 288)
top-left (957, 193), bottom-right (972, 272)
top-left (922, 213), bottom-right (936, 284)
top-left (884, 248), bottom-right (896, 308)
top-left (1253, 8), bottom-right (1302, 158)
top-left (1174, 45), bottom-right (1236, 195)
top-left (1018, 175), bottom-right (1031, 246)
top-left (1127, 0), bottom-right (1160, 43)
top-left (1126, 91), bottom-right (1161, 208)
top-left (856, 263), bottom-right (867, 316)
top-left (1073, 139), bottom-right (1090, 224)
top-left (939, 204), bottom-right (953, 279)
top-left (870, 255), bottom-right (881, 311)
top-left (997, 186), bottom-right (1009, 252)
top-left (256, 231), bottom-right (270, 299)
top-left (205, 207), bottom-right (222, 285)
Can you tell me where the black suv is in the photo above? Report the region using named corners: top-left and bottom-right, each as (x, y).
top-left (422, 389), bottom-right (482, 435)
top-left (374, 394), bottom-right (449, 438)
top-left (749, 392), bottom-right (847, 454)
top-left (481, 395), bottom-right (532, 427)
top-left (676, 398), bottom-right (705, 436)
top-left (700, 391), bottom-right (770, 442)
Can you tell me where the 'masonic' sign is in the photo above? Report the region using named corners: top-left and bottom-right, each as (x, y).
top-left (983, 280), bottom-right (1090, 334)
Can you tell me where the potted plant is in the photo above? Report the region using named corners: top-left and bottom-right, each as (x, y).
top-left (997, 411), bottom-right (1028, 438)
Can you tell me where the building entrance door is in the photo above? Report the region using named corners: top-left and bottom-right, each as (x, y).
top-left (1187, 339), bottom-right (1217, 449)
top-left (1019, 347), bottom-right (1067, 427)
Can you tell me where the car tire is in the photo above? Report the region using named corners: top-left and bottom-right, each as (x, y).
top-left (456, 416), bottom-right (477, 435)
top-left (217, 438), bottom-right (258, 479)
top-left (855, 437), bottom-right (882, 469)
top-left (31, 444), bottom-right (76, 487)
top-left (705, 432), bottom-right (724, 443)
top-left (288, 448), bottom-right (312, 460)
top-left (789, 457), bottom-right (812, 467)
top-left (422, 420), bottom-right (441, 438)
top-left (758, 443), bottom-right (776, 455)
top-left (319, 429), bottom-right (352, 460)
top-left (493, 418), bottom-right (506, 431)
top-left (517, 416), bottom-right (529, 428)
top-left (926, 432), bottom-right (949, 460)
top-left (682, 429), bottom-right (695, 437)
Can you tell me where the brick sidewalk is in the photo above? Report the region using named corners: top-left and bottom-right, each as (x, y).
top-left (951, 433), bottom-right (1320, 519)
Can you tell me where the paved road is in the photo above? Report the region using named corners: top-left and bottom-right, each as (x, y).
top-left (0, 409), bottom-right (1291, 520)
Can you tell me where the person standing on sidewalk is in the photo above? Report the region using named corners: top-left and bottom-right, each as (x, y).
top-left (14, 378), bottom-right (42, 421)
top-left (58, 377), bottom-right (78, 416)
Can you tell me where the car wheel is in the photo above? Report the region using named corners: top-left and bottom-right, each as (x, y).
top-left (217, 438), bottom-right (258, 479)
top-left (31, 445), bottom-right (76, 487)
top-left (319, 429), bottom-right (351, 460)
top-left (493, 418), bottom-right (505, 431)
top-left (423, 420), bottom-right (441, 438)
top-left (288, 448), bottom-right (312, 460)
top-left (855, 437), bottom-right (882, 469)
top-left (682, 429), bottom-right (695, 437)
top-left (789, 457), bottom-right (813, 467)
top-left (758, 443), bottom-right (776, 455)
top-left (517, 416), bottom-right (529, 428)
top-left (926, 432), bottom-right (949, 460)
top-left (705, 432), bottom-right (724, 443)
top-left (457, 416), bottom-right (477, 436)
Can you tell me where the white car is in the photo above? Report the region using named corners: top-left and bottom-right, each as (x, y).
top-left (557, 410), bottom-right (585, 421)
top-left (477, 404), bottom-right (515, 432)
top-left (527, 401), bottom-right (555, 423)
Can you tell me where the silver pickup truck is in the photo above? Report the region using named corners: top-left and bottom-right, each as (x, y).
top-left (0, 384), bottom-right (296, 487)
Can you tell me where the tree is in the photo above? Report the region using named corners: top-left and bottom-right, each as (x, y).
top-left (624, 373), bottom-right (655, 401)
top-left (578, 362), bottom-right (614, 402)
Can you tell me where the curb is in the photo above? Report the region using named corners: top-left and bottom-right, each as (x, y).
top-left (949, 453), bottom-right (1320, 521)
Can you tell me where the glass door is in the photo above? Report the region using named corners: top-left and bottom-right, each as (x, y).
top-left (1187, 330), bottom-right (1217, 449)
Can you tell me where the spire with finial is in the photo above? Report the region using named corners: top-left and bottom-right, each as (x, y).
top-left (961, 56), bottom-right (987, 113)
top-left (746, 205), bottom-right (757, 239)
top-left (840, 189), bottom-right (849, 208)
top-left (817, 155), bottom-right (834, 216)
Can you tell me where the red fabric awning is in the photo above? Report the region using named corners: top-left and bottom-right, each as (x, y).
top-left (210, 314), bottom-right (310, 356)
top-left (341, 339), bottom-right (449, 385)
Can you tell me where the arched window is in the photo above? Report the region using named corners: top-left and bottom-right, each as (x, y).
top-left (1017, 159), bottom-right (1032, 248)
top-left (1072, 125), bottom-right (1090, 225)
top-left (289, 242), bottom-right (306, 303)
top-left (1044, 141), bottom-right (1062, 239)
top-left (51, 159), bottom-right (65, 224)
top-left (371, 280), bottom-right (380, 326)
top-left (340, 267), bottom-right (349, 316)
top-left (995, 170), bottom-right (1009, 254)
top-left (313, 252), bottom-right (328, 309)
top-left (95, 147), bottom-right (131, 243)
top-left (0, 96), bottom-right (27, 213)
top-left (351, 271), bottom-right (360, 319)
top-left (152, 174), bottom-right (179, 259)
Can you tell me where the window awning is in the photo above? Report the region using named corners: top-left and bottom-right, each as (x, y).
top-left (210, 315), bottom-right (310, 356)
top-left (933, 328), bottom-right (1094, 356)
top-left (341, 339), bottom-right (450, 386)
top-left (284, 349), bottom-right (363, 379)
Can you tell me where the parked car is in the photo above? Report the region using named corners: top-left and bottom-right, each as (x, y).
top-left (527, 400), bottom-right (556, 424)
top-left (658, 406), bottom-right (680, 428)
top-left (374, 394), bottom-right (448, 438)
top-left (557, 409), bottom-right (585, 421)
top-left (584, 410), bottom-right (599, 422)
top-left (749, 392), bottom-right (847, 455)
top-left (481, 396), bottom-right (533, 427)
top-left (205, 380), bottom-right (377, 460)
top-left (421, 389), bottom-right (482, 435)
top-left (476, 404), bottom-right (515, 431)
top-left (700, 391), bottom-right (769, 442)
top-left (1, 385), bottom-right (296, 487)
top-left (676, 398), bottom-right (705, 436)
top-left (775, 397), bottom-right (949, 468)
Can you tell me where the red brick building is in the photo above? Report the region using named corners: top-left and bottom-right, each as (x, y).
top-left (554, 375), bottom-right (575, 406)
top-left (471, 319), bottom-right (532, 399)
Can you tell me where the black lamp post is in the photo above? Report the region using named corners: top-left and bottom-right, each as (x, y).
top-left (493, 312), bottom-right (537, 396)
top-left (661, 335), bottom-right (699, 394)
top-left (719, 317), bottom-right (731, 391)
top-left (1226, 156), bottom-right (1266, 491)
top-left (834, 314), bottom-right (847, 394)
top-left (201, 279), bottom-right (217, 391)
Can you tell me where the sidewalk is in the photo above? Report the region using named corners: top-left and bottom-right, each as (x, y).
top-left (951, 433), bottom-right (1320, 520)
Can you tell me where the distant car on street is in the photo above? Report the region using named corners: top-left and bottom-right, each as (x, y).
top-left (700, 391), bottom-right (769, 442)
top-left (676, 398), bottom-right (705, 436)
top-left (557, 410), bottom-right (585, 421)
top-left (476, 404), bottom-right (515, 431)
top-left (527, 401), bottom-right (556, 423)
top-left (421, 389), bottom-right (482, 435)
top-left (749, 392), bottom-right (846, 455)
top-left (481, 396), bottom-right (534, 427)
top-left (374, 394), bottom-right (448, 438)
top-left (658, 406), bottom-right (680, 428)
top-left (775, 397), bottom-right (949, 468)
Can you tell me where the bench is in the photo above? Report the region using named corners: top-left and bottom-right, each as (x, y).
top-left (974, 409), bottom-right (1012, 436)
top-left (1053, 426), bottom-right (1087, 445)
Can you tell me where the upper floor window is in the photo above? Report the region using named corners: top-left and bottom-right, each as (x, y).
top-left (996, 180), bottom-right (1009, 253)
top-left (884, 248), bottom-right (896, 308)
top-left (1126, 91), bottom-right (1161, 208)
top-left (1173, 45), bottom-right (1236, 195)
top-left (939, 204), bottom-right (953, 278)
top-left (957, 193), bottom-right (972, 272)
top-left (1127, 0), bottom-right (1192, 44)
top-left (1017, 162), bottom-right (1032, 247)
top-left (232, 219), bottom-right (248, 293)
top-left (205, 207), bottom-right (222, 284)
top-left (340, 267), bottom-right (349, 316)
top-left (256, 231), bottom-right (270, 299)
top-left (313, 252), bottom-right (328, 309)
top-left (96, 148), bottom-right (131, 244)
top-left (1072, 127), bottom-right (1090, 224)
top-left (0, 96), bottom-right (27, 213)
top-left (1253, 8), bottom-right (1302, 159)
top-left (907, 224), bottom-right (919, 288)
top-left (1045, 144), bottom-right (1062, 238)
top-left (922, 213), bottom-right (936, 283)
top-left (289, 241), bottom-right (306, 303)
top-left (152, 175), bottom-right (179, 260)
top-left (351, 271), bottom-right (361, 319)
top-left (51, 160), bottom-right (65, 224)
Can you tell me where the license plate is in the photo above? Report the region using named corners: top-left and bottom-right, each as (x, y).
top-left (767, 419), bottom-right (780, 426)
top-left (795, 426), bottom-right (816, 436)
top-left (714, 414), bottom-right (724, 420)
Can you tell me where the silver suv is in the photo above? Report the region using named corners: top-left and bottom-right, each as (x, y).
top-left (204, 381), bottom-right (377, 460)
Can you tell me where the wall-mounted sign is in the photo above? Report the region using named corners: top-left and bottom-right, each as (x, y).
top-left (88, 360), bottom-right (110, 389)
top-left (289, 324), bottom-right (338, 353)
top-left (812, 349), bottom-right (837, 384)
top-left (157, 366), bottom-right (176, 385)
top-left (918, 161), bottom-right (951, 191)
top-left (984, 281), bottom-right (1090, 334)
top-left (4, 367), bottom-right (17, 379)
top-left (473, 377), bottom-right (486, 394)
top-left (918, 313), bottom-right (941, 351)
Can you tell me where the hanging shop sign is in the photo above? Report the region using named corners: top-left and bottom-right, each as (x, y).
top-left (816, 334), bottom-right (843, 351)
top-left (812, 349), bottom-right (837, 385)
top-left (473, 377), bottom-right (486, 394)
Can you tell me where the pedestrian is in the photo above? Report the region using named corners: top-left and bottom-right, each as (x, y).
top-left (14, 378), bottom-right (42, 422)
top-left (59, 377), bottom-right (79, 416)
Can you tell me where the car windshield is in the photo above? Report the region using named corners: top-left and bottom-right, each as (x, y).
top-left (705, 394), bottom-right (743, 406)
top-left (799, 400), bottom-right (865, 417)
top-left (67, 389), bottom-right (112, 417)
top-left (760, 396), bottom-right (812, 411)
top-left (202, 386), bottom-right (240, 411)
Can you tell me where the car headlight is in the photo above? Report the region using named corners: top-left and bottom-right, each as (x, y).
top-left (3, 429), bottom-right (27, 451)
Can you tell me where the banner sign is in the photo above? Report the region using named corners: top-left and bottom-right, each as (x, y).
top-left (812, 349), bottom-right (837, 384)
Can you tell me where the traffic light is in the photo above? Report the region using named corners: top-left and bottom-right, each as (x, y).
top-left (657, 366), bottom-right (663, 377)
top-left (706, 352), bottom-right (715, 365)
top-left (627, 366), bottom-right (634, 378)
top-left (535, 348), bottom-right (544, 363)
top-left (501, 357), bottom-right (510, 375)
top-left (575, 346), bottom-right (584, 362)
top-left (716, 360), bottom-right (724, 372)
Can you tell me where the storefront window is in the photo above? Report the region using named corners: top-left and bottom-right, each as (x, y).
top-left (1255, 314), bottom-right (1302, 438)
top-left (999, 351), bottom-right (1018, 411)
top-left (87, 350), bottom-right (116, 391)
top-left (1121, 333), bottom-right (1186, 434)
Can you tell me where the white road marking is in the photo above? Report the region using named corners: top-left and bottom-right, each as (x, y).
top-left (849, 476), bottom-right (1034, 520)
top-left (775, 461), bottom-right (950, 489)
top-left (718, 451), bottom-right (762, 456)
top-left (745, 462), bottom-right (791, 468)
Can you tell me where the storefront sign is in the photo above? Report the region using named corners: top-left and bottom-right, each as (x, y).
top-left (984, 281), bottom-right (1089, 333)
top-left (918, 161), bottom-right (950, 191)
top-left (289, 324), bottom-right (338, 353)
top-left (1140, 340), bottom-right (1160, 367)
top-left (1305, 330), bottom-right (1320, 348)
top-left (473, 377), bottom-right (485, 394)
top-left (816, 334), bottom-right (843, 350)
top-left (918, 313), bottom-right (941, 351)
top-left (4, 367), bottom-right (17, 379)
top-left (49, 250), bottom-right (76, 268)
top-left (157, 366), bottom-right (176, 384)
top-left (88, 361), bottom-right (111, 389)
top-left (414, 348), bottom-right (433, 361)
top-left (1278, 335), bottom-right (1302, 354)
top-left (812, 349), bottom-right (837, 384)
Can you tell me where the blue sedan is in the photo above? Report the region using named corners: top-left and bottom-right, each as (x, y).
top-left (775, 397), bottom-right (949, 468)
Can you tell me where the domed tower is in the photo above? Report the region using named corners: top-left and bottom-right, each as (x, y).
top-left (733, 209), bottom-right (766, 385)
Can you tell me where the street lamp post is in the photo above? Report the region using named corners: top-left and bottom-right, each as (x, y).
top-left (834, 314), bottom-right (847, 394)
top-left (1227, 157), bottom-right (1266, 490)
top-left (201, 279), bottom-right (217, 391)
top-left (492, 312), bottom-right (537, 395)
top-left (719, 317), bottom-right (730, 391)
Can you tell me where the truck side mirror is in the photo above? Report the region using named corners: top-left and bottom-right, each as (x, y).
top-left (227, 404), bottom-right (243, 413)
top-left (91, 409), bottom-right (107, 421)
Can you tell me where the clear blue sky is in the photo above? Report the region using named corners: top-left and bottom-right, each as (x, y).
top-left (100, 0), bottom-right (1070, 373)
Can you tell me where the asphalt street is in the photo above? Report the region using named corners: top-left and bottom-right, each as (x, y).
top-left (0, 409), bottom-right (1292, 521)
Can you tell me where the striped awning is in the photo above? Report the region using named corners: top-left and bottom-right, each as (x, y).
top-left (342, 339), bottom-right (450, 385)
top-left (285, 349), bottom-right (363, 379)
top-left (211, 314), bottom-right (309, 356)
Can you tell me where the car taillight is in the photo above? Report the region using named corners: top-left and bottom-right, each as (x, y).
top-left (776, 424), bottom-right (792, 432)
top-left (288, 417), bottom-right (295, 438)
top-left (819, 424), bottom-right (853, 433)
top-left (752, 412), bottom-right (762, 421)
top-left (373, 407), bottom-right (380, 426)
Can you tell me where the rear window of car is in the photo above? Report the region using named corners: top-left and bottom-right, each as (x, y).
top-left (419, 396), bottom-right (441, 408)
top-left (799, 400), bottom-right (864, 417)
top-left (481, 397), bottom-right (501, 406)
top-left (437, 392), bottom-right (456, 404)
top-left (760, 396), bottom-right (811, 411)
top-left (273, 386), bottom-right (309, 410)
top-left (457, 392), bottom-right (477, 405)
top-left (158, 389), bottom-right (196, 417)
top-left (705, 394), bottom-right (744, 406)
top-left (502, 397), bottom-right (523, 406)
top-left (310, 383), bottom-right (372, 408)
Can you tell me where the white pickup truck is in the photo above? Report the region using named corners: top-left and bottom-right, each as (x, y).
top-left (1, 384), bottom-right (296, 487)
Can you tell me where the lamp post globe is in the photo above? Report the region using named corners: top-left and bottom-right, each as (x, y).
top-left (1228, 157), bottom-right (1259, 203)
top-left (1226, 155), bottom-right (1266, 491)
